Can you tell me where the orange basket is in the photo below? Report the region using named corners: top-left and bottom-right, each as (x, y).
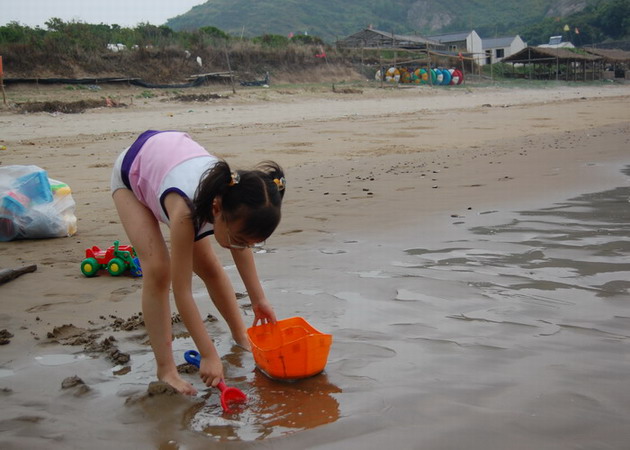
top-left (247, 317), bottom-right (332, 380)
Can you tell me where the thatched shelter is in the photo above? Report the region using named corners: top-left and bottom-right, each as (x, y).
top-left (582, 47), bottom-right (630, 78)
top-left (502, 46), bottom-right (602, 81)
top-left (582, 47), bottom-right (630, 61)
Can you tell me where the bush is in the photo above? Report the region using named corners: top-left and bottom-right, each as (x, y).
top-left (252, 34), bottom-right (290, 47)
top-left (199, 26), bottom-right (230, 41)
top-left (291, 34), bottom-right (325, 46)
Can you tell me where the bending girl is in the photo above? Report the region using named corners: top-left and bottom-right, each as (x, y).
top-left (111, 130), bottom-right (285, 394)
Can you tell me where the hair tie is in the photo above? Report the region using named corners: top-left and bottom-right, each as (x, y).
top-left (273, 177), bottom-right (286, 191)
top-left (229, 172), bottom-right (240, 186)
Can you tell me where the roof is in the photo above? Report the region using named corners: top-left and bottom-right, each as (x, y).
top-left (428, 32), bottom-right (473, 43)
top-left (539, 42), bottom-right (575, 49)
top-left (367, 28), bottom-right (441, 46)
top-left (582, 47), bottom-right (630, 61)
top-left (589, 40), bottom-right (630, 51)
top-left (482, 36), bottom-right (517, 49)
top-left (337, 28), bottom-right (442, 48)
top-left (503, 46), bottom-right (601, 63)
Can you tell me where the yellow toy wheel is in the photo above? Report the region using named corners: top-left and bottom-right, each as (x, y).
top-left (107, 258), bottom-right (126, 276)
top-left (81, 258), bottom-right (100, 277)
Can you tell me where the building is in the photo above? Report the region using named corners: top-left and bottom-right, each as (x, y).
top-left (427, 31), bottom-right (484, 66)
top-left (538, 36), bottom-right (575, 49)
top-left (337, 28), bottom-right (443, 50)
top-left (482, 35), bottom-right (527, 64)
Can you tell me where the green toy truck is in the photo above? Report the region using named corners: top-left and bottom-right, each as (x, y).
top-left (80, 240), bottom-right (142, 277)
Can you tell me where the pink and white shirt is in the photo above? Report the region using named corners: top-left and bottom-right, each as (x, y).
top-left (121, 130), bottom-right (218, 240)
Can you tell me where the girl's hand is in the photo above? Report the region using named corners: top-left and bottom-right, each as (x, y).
top-left (199, 355), bottom-right (224, 388)
top-left (252, 297), bottom-right (277, 326)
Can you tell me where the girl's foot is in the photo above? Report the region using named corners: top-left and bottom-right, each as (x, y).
top-left (159, 371), bottom-right (197, 396)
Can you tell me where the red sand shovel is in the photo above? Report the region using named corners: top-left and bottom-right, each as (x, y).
top-left (184, 350), bottom-right (247, 413)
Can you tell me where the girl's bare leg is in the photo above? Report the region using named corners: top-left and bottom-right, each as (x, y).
top-left (193, 239), bottom-right (250, 349)
top-left (113, 189), bottom-right (196, 395)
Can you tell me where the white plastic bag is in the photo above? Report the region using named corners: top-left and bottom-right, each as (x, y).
top-left (0, 165), bottom-right (77, 241)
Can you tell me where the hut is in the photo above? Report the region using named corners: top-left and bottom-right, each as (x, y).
top-left (582, 47), bottom-right (630, 79)
top-left (501, 46), bottom-right (602, 81)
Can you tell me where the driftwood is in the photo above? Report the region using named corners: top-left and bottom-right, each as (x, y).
top-left (0, 265), bottom-right (37, 285)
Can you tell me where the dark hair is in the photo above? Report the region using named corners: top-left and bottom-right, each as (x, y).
top-left (192, 160), bottom-right (286, 240)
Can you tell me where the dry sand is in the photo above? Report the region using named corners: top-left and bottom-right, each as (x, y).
top-left (0, 80), bottom-right (629, 448)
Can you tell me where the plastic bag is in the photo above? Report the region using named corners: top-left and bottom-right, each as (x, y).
top-left (0, 165), bottom-right (77, 241)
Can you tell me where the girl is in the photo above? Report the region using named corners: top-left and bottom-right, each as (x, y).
top-left (111, 130), bottom-right (285, 395)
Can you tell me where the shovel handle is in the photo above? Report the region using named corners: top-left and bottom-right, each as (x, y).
top-left (184, 349), bottom-right (247, 411)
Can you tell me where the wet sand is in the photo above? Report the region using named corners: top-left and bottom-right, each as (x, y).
top-left (0, 82), bottom-right (629, 448)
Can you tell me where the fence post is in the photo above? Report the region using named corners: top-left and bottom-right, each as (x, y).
top-left (224, 46), bottom-right (237, 94)
top-left (0, 56), bottom-right (6, 106)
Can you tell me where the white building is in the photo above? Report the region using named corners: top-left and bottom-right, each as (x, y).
top-left (428, 31), bottom-right (484, 66)
top-left (482, 35), bottom-right (527, 64)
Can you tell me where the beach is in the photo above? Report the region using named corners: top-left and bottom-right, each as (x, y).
top-left (1, 81), bottom-right (629, 449)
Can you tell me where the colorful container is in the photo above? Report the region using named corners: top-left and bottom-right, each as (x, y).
top-left (385, 66), bottom-right (400, 83)
top-left (247, 317), bottom-right (332, 380)
top-left (0, 215), bottom-right (18, 241)
top-left (16, 170), bottom-right (53, 204)
top-left (450, 69), bottom-right (464, 85)
top-left (419, 68), bottom-right (429, 83)
top-left (441, 68), bottom-right (452, 85)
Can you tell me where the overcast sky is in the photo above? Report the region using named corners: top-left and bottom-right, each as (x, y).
top-left (1, 0), bottom-right (206, 28)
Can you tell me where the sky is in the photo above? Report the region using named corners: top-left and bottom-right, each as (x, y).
top-left (1, 0), bottom-right (206, 28)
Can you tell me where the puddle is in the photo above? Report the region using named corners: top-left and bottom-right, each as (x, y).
top-left (34, 354), bottom-right (90, 366)
top-left (183, 371), bottom-right (341, 442)
top-left (0, 368), bottom-right (15, 378)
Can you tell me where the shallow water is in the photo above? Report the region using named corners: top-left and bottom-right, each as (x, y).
top-left (250, 167), bottom-right (630, 449)
top-left (1, 168), bottom-right (629, 449)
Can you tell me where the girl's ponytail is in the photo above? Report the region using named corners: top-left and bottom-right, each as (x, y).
top-left (256, 161), bottom-right (286, 201)
top-left (192, 160), bottom-right (232, 229)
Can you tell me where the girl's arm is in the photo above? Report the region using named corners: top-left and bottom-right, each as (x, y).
top-left (165, 194), bottom-right (223, 387)
top-left (231, 248), bottom-right (277, 326)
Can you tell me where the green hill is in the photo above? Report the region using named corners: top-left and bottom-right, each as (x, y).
top-left (165, 0), bottom-right (607, 41)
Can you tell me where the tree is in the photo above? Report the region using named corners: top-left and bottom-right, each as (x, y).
top-left (594, 0), bottom-right (630, 39)
top-left (199, 26), bottom-right (230, 41)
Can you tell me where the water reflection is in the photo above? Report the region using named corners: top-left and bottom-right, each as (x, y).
top-left (404, 184), bottom-right (630, 300)
top-left (184, 371), bottom-right (341, 441)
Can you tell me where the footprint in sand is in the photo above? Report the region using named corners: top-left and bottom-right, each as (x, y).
top-left (27, 297), bottom-right (91, 312)
top-left (110, 286), bottom-right (139, 302)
